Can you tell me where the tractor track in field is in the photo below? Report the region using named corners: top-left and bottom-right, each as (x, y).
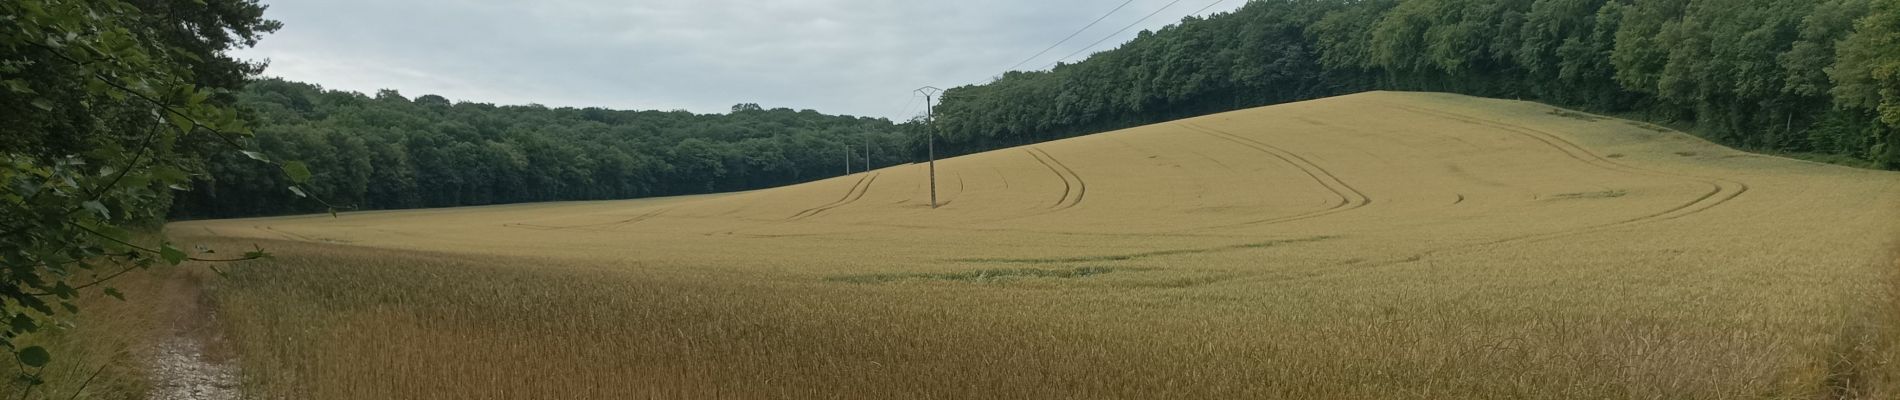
top-left (1174, 122), bottom-right (1373, 231)
top-left (1385, 103), bottom-right (1748, 246)
top-left (788, 172), bottom-right (878, 220)
top-left (1024, 148), bottom-right (1087, 210)
top-left (501, 208), bottom-right (672, 232)
top-left (958, 173), bottom-right (966, 193)
top-left (804, 173), bottom-right (878, 218)
top-left (258, 225), bottom-right (319, 242)
top-left (254, 225), bottom-right (294, 241)
top-left (1230, 102), bottom-right (1760, 276)
top-left (921, 148), bottom-right (1086, 227)
top-left (790, 173), bottom-right (872, 218)
top-left (941, 149), bottom-right (1079, 225)
top-left (604, 208), bottom-right (673, 228)
top-left (1022, 149), bottom-right (1068, 208)
top-left (701, 219), bottom-right (1251, 239)
top-left (1038, 148), bottom-right (1087, 209)
top-left (700, 172), bottom-right (877, 236)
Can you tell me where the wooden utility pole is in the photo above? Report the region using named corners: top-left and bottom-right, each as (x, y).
top-left (843, 145), bottom-right (851, 175)
top-left (915, 86), bottom-right (942, 208)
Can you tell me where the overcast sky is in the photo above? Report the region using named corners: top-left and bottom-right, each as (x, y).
top-left (235, 0), bottom-right (1246, 121)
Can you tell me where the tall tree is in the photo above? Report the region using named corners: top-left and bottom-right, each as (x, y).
top-left (1, 0), bottom-right (287, 378)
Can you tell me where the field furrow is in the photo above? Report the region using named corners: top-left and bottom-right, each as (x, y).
top-left (174, 92), bottom-right (1900, 399)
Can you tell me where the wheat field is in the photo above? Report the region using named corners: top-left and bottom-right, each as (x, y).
top-left (171, 92), bottom-right (1900, 399)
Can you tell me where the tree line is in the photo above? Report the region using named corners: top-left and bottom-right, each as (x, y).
top-left (932, 0), bottom-right (1900, 169)
top-left (169, 80), bottom-right (922, 218)
top-left (175, 0), bottom-right (1900, 219)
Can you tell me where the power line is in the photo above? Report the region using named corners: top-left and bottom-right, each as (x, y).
top-left (1187, 0), bottom-right (1230, 16)
top-left (1046, 0), bottom-right (1193, 69)
top-left (1003, 0), bottom-right (1138, 73)
top-left (887, 92), bottom-right (921, 122)
top-left (903, 93), bottom-right (926, 121)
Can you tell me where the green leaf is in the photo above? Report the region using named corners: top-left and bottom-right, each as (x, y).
top-left (16, 346), bottom-right (49, 368)
top-left (29, 99), bottom-right (52, 111)
top-left (1, 80), bottom-right (32, 94)
top-left (103, 287), bottom-right (125, 301)
top-left (81, 200), bottom-right (109, 219)
top-left (9, 315), bottom-right (36, 333)
top-left (169, 115), bottom-right (194, 134)
top-left (187, 87), bottom-right (209, 107)
top-left (287, 186), bottom-right (307, 198)
top-left (159, 243), bottom-right (186, 265)
top-left (283, 161), bottom-right (311, 184)
top-left (240, 151), bottom-right (270, 162)
top-left (18, 297), bottom-right (51, 316)
top-left (83, 223), bottom-right (134, 252)
top-left (50, 282), bottom-right (75, 300)
top-left (152, 166), bottom-right (189, 183)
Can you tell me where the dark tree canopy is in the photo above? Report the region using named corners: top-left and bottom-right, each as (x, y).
top-left (169, 80), bottom-right (919, 218)
top-left (930, 0), bottom-right (1900, 169)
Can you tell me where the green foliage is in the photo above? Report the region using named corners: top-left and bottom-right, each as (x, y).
top-left (1, 0), bottom-right (287, 384)
top-left (933, 0), bottom-right (1900, 169)
top-left (170, 83), bottom-right (916, 218)
top-left (13, 347), bottom-right (46, 369)
top-left (1831, 0), bottom-right (1900, 166)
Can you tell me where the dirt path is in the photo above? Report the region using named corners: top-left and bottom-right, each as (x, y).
top-left (146, 274), bottom-right (241, 400)
top-left (148, 336), bottom-right (239, 400)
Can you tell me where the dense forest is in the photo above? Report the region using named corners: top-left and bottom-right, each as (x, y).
top-left (169, 80), bottom-right (918, 218)
top-left (932, 0), bottom-right (1900, 168)
top-left (175, 0), bottom-right (1900, 218)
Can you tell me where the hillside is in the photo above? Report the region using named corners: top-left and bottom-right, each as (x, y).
top-left (169, 0), bottom-right (1900, 221)
top-left (173, 92), bottom-right (1900, 398)
top-left (932, 0), bottom-right (1900, 170)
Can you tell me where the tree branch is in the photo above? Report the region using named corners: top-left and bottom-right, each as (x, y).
top-left (35, 263), bottom-right (136, 295)
top-left (68, 224), bottom-right (260, 263)
top-left (81, 116), bottom-right (169, 202)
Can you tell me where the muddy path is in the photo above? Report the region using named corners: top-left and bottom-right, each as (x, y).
top-left (146, 274), bottom-right (240, 400)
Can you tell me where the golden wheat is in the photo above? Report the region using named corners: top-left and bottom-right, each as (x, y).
top-left (171, 92), bottom-right (1900, 399)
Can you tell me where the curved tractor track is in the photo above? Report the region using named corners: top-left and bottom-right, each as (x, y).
top-left (1025, 147), bottom-right (1087, 210)
top-left (1383, 103), bottom-right (1749, 249)
top-left (503, 208), bottom-right (672, 232)
top-left (789, 172), bottom-right (879, 220)
top-left (1173, 122), bottom-right (1373, 231)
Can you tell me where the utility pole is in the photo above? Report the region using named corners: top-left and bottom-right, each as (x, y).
top-left (864, 132), bottom-right (872, 171)
top-left (843, 145), bottom-right (851, 175)
top-left (915, 86), bottom-right (942, 208)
